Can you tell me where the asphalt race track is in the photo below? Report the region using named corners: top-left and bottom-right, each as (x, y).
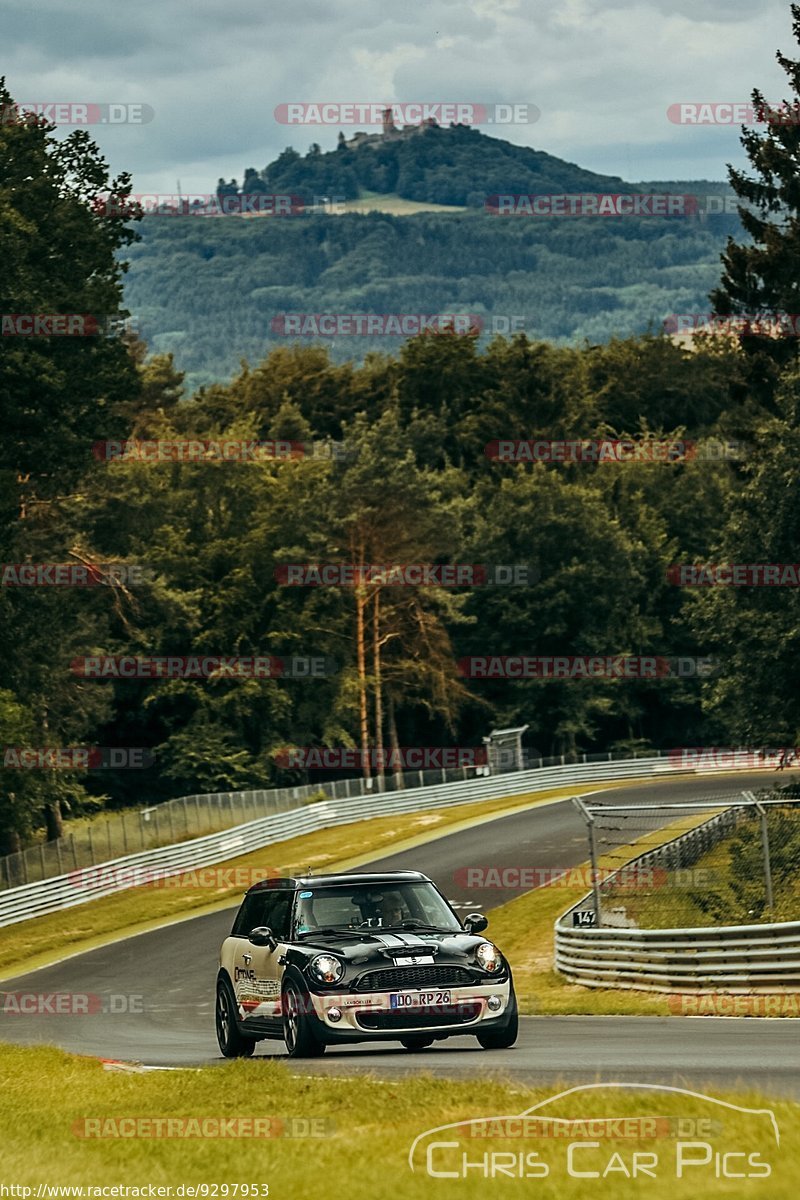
top-left (2, 771), bottom-right (799, 1095)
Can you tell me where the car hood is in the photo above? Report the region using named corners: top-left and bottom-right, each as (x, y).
top-left (292, 929), bottom-right (486, 962)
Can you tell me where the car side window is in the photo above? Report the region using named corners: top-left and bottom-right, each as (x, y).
top-left (231, 895), bottom-right (258, 938)
top-left (267, 894), bottom-right (292, 940)
top-left (232, 890), bottom-right (292, 939)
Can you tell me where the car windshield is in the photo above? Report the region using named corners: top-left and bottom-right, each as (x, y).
top-left (293, 881), bottom-right (461, 936)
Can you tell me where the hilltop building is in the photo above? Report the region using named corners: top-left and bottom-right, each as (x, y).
top-left (344, 107), bottom-right (438, 149)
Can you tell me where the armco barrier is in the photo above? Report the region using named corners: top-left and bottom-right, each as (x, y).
top-left (0, 755), bottom-right (783, 929)
top-left (555, 804), bottom-right (800, 992)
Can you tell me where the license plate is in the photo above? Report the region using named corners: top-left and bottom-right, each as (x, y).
top-left (389, 990), bottom-right (452, 1009)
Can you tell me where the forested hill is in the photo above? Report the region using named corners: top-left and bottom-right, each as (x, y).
top-left (222, 122), bottom-right (633, 207)
top-left (124, 204), bottom-right (742, 390)
top-left (121, 124), bottom-right (742, 390)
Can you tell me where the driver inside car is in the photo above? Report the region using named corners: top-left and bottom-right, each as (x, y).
top-left (379, 890), bottom-right (408, 927)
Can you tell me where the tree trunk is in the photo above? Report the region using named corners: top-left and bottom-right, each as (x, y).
top-left (42, 706), bottom-right (64, 839)
top-left (44, 799), bottom-right (64, 841)
top-left (355, 583), bottom-right (372, 784)
top-left (387, 694), bottom-right (405, 790)
top-left (372, 590), bottom-right (385, 792)
top-left (0, 826), bottom-right (21, 856)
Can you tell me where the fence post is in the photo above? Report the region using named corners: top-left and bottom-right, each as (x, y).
top-left (572, 795), bottom-right (602, 927)
top-left (744, 791), bottom-right (774, 912)
top-left (87, 823), bottom-right (95, 865)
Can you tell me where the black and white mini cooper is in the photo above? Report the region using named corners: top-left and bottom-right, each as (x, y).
top-left (216, 870), bottom-right (518, 1057)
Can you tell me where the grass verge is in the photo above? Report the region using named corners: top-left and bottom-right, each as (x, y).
top-left (0, 1043), bottom-right (795, 1197)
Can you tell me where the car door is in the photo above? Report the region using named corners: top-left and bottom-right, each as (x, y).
top-left (232, 890), bottom-right (293, 1027)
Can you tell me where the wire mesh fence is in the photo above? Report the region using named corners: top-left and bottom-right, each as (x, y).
top-left (0, 747), bottom-right (669, 892)
top-left (572, 785), bottom-right (800, 929)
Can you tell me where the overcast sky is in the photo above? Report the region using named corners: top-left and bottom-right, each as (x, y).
top-left (2, 0), bottom-right (795, 194)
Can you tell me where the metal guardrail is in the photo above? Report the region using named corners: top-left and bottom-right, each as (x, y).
top-left (0, 747), bottom-right (687, 891)
top-left (555, 802), bottom-right (800, 992)
top-left (0, 752), bottom-right (734, 929)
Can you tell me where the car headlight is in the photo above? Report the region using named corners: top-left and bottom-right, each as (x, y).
top-left (308, 954), bottom-right (345, 985)
top-left (475, 941), bottom-right (503, 973)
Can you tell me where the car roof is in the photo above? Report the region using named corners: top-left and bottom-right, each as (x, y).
top-left (245, 870), bottom-right (430, 894)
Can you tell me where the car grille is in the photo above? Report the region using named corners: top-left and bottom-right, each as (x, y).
top-left (354, 965), bottom-right (475, 992)
top-left (356, 1004), bottom-right (482, 1030)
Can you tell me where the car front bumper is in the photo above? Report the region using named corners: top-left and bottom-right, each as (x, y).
top-left (306, 979), bottom-right (513, 1040)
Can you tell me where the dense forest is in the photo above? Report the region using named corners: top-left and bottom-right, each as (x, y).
top-left (2, 45), bottom-right (800, 854)
top-left (119, 127), bottom-right (746, 391)
top-left (125, 205), bottom-right (742, 391)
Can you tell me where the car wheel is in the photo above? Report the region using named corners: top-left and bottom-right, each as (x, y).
top-left (216, 978), bottom-right (256, 1058)
top-left (476, 987), bottom-right (519, 1050)
top-left (400, 1036), bottom-right (435, 1050)
top-left (282, 982), bottom-right (326, 1058)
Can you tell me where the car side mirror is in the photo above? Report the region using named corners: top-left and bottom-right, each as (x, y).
top-left (249, 926), bottom-right (278, 949)
top-left (464, 912), bottom-right (488, 934)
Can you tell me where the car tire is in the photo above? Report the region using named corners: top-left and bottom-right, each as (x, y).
top-left (476, 987), bottom-right (519, 1050)
top-left (282, 982), bottom-right (326, 1058)
top-left (400, 1036), bottom-right (435, 1050)
top-left (216, 977), bottom-right (256, 1058)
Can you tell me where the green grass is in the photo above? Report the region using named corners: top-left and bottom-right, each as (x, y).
top-left (0, 782), bottom-right (633, 979)
top-left (0, 1043), bottom-right (795, 1197)
top-left (602, 807), bottom-right (800, 928)
top-left (336, 190), bottom-right (467, 215)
